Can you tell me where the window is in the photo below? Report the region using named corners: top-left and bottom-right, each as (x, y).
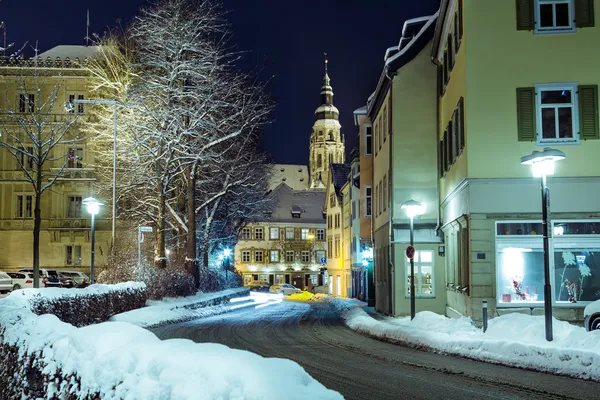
top-left (68, 147), bottom-right (84, 168)
top-left (374, 123), bottom-right (378, 155)
top-left (406, 250), bottom-right (435, 298)
top-left (330, 194), bottom-right (336, 208)
top-left (379, 181), bottom-right (383, 216)
top-left (450, 113), bottom-right (457, 164)
top-left (328, 239), bottom-right (332, 258)
top-left (240, 228), bottom-right (251, 240)
top-left (301, 228), bottom-right (309, 240)
top-left (270, 250), bottom-right (279, 263)
top-left (383, 106), bottom-right (388, 142)
top-left (378, 116), bottom-right (383, 150)
top-left (337, 275), bottom-right (342, 296)
top-left (68, 94), bottom-right (85, 113)
top-left (270, 227), bottom-right (279, 240)
top-left (254, 250), bottom-right (264, 263)
top-left (19, 93), bottom-right (34, 113)
top-left (286, 227), bottom-right (295, 240)
top-left (286, 250), bottom-right (295, 262)
top-left (16, 146), bottom-right (34, 170)
top-left (365, 126), bottom-right (372, 155)
top-left (375, 185), bottom-right (378, 217)
top-left (254, 227), bottom-right (264, 240)
top-left (383, 175), bottom-right (387, 211)
top-left (316, 250), bottom-right (326, 263)
top-left (335, 213), bottom-right (340, 228)
top-left (242, 251), bottom-right (250, 262)
top-left (316, 229), bottom-right (325, 241)
top-left (66, 245), bottom-right (82, 266)
top-left (535, 83), bottom-right (579, 144)
top-left (16, 195), bottom-right (33, 218)
top-left (534, 0), bottom-right (575, 33)
top-left (301, 251), bottom-right (310, 263)
top-left (67, 196), bottom-right (82, 218)
top-left (352, 201), bottom-right (356, 220)
top-left (365, 186), bottom-right (372, 217)
top-left (317, 154), bottom-right (322, 168)
top-left (327, 215), bottom-right (332, 229)
top-left (335, 237), bottom-right (340, 258)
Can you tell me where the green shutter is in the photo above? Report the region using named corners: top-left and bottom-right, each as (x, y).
top-left (449, 119), bottom-right (456, 164)
top-left (516, 87), bottom-right (536, 141)
top-left (458, 0), bottom-right (464, 40)
top-left (439, 140), bottom-right (445, 178)
top-left (576, 0), bottom-right (595, 28)
top-left (579, 85), bottom-right (599, 140)
top-left (459, 97), bottom-right (466, 152)
top-left (516, 0), bottom-right (534, 31)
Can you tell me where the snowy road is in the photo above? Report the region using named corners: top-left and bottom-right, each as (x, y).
top-left (152, 300), bottom-right (600, 400)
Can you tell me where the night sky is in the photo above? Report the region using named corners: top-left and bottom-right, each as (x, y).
top-left (2, 0), bottom-right (440, 164)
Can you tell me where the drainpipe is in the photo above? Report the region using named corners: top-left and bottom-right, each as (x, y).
top-left (385, 67), bottom-right (397, 316)
top-left (432, 58), bottom-right (442, 236)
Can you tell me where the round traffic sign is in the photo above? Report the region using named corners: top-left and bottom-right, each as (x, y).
top-left (406, 245), bottom-right (415, 259)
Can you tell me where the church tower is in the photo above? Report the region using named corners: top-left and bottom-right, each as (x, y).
top-left (309, 54), bottom-right (345, 189)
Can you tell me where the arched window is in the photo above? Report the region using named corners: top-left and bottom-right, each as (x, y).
top-left (329, 131), bottom-right (334, 141)
top-left (317, 154), bottom-right (322, 168)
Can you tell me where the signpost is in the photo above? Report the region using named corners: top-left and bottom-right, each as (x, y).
top-left (138, 226), bottom-right (153, 281)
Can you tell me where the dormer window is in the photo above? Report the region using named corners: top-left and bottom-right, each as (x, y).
top-left (291, 205), bottom-right (302, 218)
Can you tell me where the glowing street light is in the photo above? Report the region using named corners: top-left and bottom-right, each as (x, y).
top-left (521, 147), bottom-right (565, 342)
top-left (401, 199), bottom-right (426, 320)
top-left (82, 197), bottom-right (103, 284)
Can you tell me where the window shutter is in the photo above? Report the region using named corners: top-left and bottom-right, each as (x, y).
top-left (448, 34), bottom-right (455, 70)
top-left (579, 85), bottom-right (599, 140)
top-left (576, 0), bottom-right (595, 28)
top-left (449, 119), bottom-right (456, 164)
top-left (459, 97), bottom-right (466, 152)
top-left (516, 87), bottom-right (536, 141)
top-left (516, 0), bottom-right (534, 31)
top-left (444, 131), bottom-right (450, 172)
top-left (437, 65), bottom-right (443, 97)
top-left (439, 140), bottom-right (445, 178)
top-left (443, 50), bottom-right (449, 85)
top-left (458, 0), bottom-right (464, 41)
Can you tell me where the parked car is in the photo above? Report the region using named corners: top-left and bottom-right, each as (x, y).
top-left (0, 272), bottom-right (12, 293)
top-left (18, 268), bottom-right (62, 288)
top-left (246, 280), bottom-right (270, 292)
top-left (7, 272), bottom-right (34, 290)
top-left (58, 271), bottom-right (90, 288)
top-left (584, 301), bottom-right (600, 331)
top-left (270, 283), bottom-right (301, 296)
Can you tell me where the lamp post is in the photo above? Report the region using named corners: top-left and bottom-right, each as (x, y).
top-left (65, 99), bottom-right (117, 252)
top-left (401, 199), bottom-right (426, 320)
top-left (82, 197), bottom-right (103, 284)
top-left (521, 147), bottom-right (565, 342)
top-left (220, 248), bottom-right (232, 277)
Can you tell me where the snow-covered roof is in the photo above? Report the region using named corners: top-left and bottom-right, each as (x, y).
top-left (37, 45), bottom-right (100, 61)
top-left (266, 184), bottom-right (326, 224)
top-left (314, 104), bottom-right (339, 115)
top-left (268, 164), bottom-right (310, 191)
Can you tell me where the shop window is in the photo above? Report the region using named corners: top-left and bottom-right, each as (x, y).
top-left (406, 250), bottom-right (435, 298)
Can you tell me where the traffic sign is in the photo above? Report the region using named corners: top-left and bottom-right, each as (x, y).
top-left (406, 245), bottom-right (415, 259)
top-left (139, 226), bottom-right (153, 233)
top-left (321, 257), bottom-right (327, 264)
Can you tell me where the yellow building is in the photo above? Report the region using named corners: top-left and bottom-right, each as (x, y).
top-left (325, 164), bottom-right (351, 297)
top-left (433, 0), bottom-right (600, 322)
top-left (234, 183), bottom-right (327, 289)
top-left (369, 15), bottom-right (443, 316)
top-left (0, 46), bottom-right (111, 275)
top-left (352, 108), bottom-right (374, 304)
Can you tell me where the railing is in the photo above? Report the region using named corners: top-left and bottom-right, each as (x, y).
top-left (46, 218), bottom-right (110, 230)
top-left (49, 168), bottom-right (96, 181)
top-left (0, 113), bottom-right (94, 125)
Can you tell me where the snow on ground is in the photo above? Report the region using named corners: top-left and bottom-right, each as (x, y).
top-left (331, 299), bottom-right (600, 381)
top-left (8, 281), bottom-right (145, 305)
top-left (0, 290), bottom-right (342, 400)
top-left (112, 288), bottom-right (277, 328)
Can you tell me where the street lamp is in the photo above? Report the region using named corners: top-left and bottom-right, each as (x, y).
top-left (221, 248), bottom-right (232, 277)
top-left (65, 99), bottom-right (118, 252)
top-left (401, 199), bottom-right (426, 320)
top-left (82, 197), bottom-right (103, 284)
top-left (521, 147), bottom-right (565, 342)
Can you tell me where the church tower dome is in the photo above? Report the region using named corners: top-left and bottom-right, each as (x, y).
top-left (309, 54), bottom-right (345, 189)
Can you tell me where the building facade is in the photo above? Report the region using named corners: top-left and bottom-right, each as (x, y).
top-left (433, 0), bottom-right (600, 323)
top-left (235, 184), bottom-right (327, 290)
top-left (309, 58), bottom-right (345, 189)
top-left (0, 46), bottom-right (111, 275)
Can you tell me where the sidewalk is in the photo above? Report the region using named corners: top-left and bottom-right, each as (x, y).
top-left (330, 298), bottom-right (600, 381)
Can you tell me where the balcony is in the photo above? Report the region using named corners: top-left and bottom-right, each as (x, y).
top-left (0, 113), bottom-right (93, 125)
top-left (49, 168), bottom-right (96, 181)
top-left (0, 218), bottom-right (110, 231)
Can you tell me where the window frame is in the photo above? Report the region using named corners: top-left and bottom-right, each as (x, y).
top-left (365, 186), bottom-right (372, 218)
top-left (301, 250), bottom-right (310, 263)
top-left (535, 82), bottom-right (580, 145)
top-left (240, 227), bottom-right (251, 240)
top-left (254, 227), bottom-right (264, 240)
top-left (270, 227), bottom-right (279, 240)
top-left (316, 229), bottom-right (325, 241)
top-left (301, 228), bottom-right (310, 240)
top-left (365, 125), bottom-right (373, 156)
top-left (270, 250), bottom-right (279, 263)
top-left (534, 0), bottom-right (576, 34)
top-left (285, 250), bottom-right (295, 262)
top-left (285, 227), bottom-right (295, 240)
top-left (254, 250), bottom-right (264, 263)
top-left (15, 194), bottom-right (33, 218)
top-left (242, 250), bottom-right (251, 262)
top-left (405, 250), bottom-right (435, 298)
top-left (65, 245), bottom-right (82, 266)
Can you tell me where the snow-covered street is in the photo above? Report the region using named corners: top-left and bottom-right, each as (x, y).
top-left (151, 299), bottom-right (600, 400)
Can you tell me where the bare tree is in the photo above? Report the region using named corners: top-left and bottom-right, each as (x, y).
top-left (0, 51), bottom-right (81, 287)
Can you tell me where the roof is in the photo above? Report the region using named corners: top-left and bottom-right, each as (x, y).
top-left (367, 13), bottom-right (438, 118)
top-left (268, 164), bottom-right (310, 191)
top-left (431, 0), bottom-right (450, 64)
top-left (265, 183), bottom-right (326, 224)
top-left (330, 163), bottom-right (351, 201)
top-left (37, 45), bottom-right (100, 61)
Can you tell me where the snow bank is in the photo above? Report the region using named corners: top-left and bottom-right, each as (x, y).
top-left (0, 292), bottom-right (342, 399)
top-left (332, 299), bottom-right (600, 381)
top-left (111, 287), bottom-right (250, 328)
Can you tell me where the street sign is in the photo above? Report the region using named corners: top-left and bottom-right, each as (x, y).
top-left (320, 257), bottom-right (327, 264)
top-left (139, 226), bottom-right (153, 233)
top-left (406, 245), bottom-right (415, 259)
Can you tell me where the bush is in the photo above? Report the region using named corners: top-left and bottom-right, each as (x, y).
top-left (26, 283), bottom-right (147, 327)
top-left (197, 267), bottom-right (243, 293)
top-left (140, 265), bottom-right (196, 300)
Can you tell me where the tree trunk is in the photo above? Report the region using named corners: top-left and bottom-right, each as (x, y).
top-left (32, 166), bottom-right (43, 288)
top-left (155, 180), bottom-right (167, 269)
top-left (186, 164), bottom-right (199, 287)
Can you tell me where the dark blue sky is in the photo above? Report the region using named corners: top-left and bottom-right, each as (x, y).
top-left (2, 0), bottom-right (440, 164)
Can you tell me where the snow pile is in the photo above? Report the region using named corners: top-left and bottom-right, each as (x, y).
top-left (332, 299), bottom-right (600, 381)
top-left (0, 293), bottom-right (342, 399)
top-left (311, 293), bottom-right (329, 302)
top-left (111, 287), bottom-right (250, 328)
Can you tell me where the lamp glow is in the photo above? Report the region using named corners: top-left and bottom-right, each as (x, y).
top-left (218, 253), bottom-right (224, 261)
top-left (521, 148), bottom-right (565, 178)
top-left (82, 197), bottom-right (103, 216)
top-left (401, 199), bottom-right (426, 218)
top-left (223, 248), bottom-right (231, 257)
